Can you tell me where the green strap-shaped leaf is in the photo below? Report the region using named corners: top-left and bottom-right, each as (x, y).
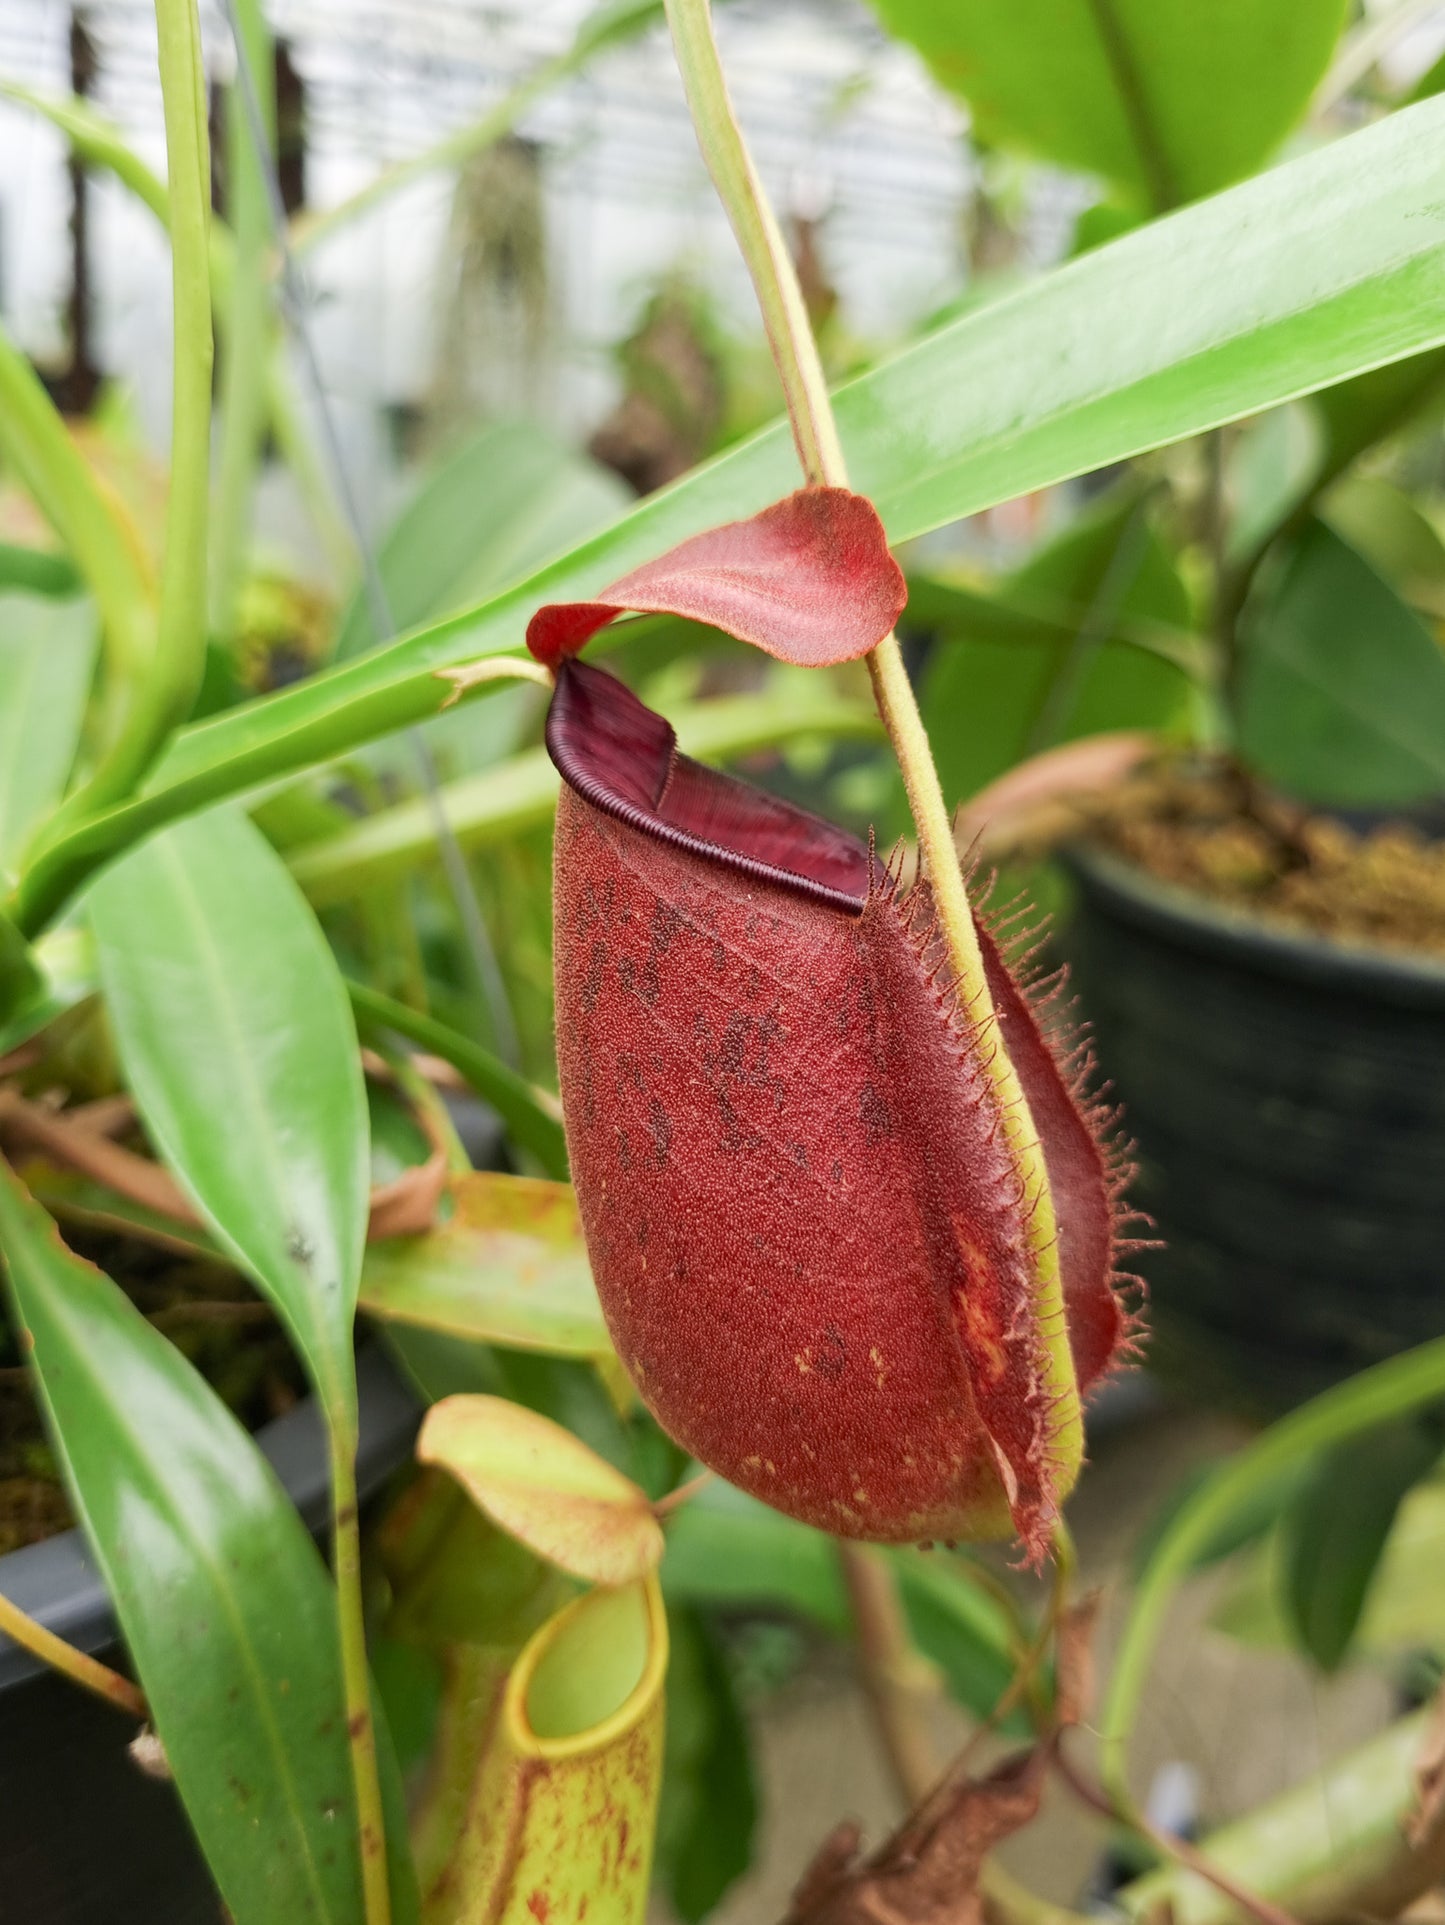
top-left (0, 1165), bottom-right (386, 1924)
top-left (0, 590), bottom-right (96, 874)
top-left (917, 489), bottom-right (1197, 805)
top-left (18, 91), bottom-right (1445, 934)
top-left (89, 808), bottom-right (368, 1422)
top-left (867, 0), bottom-right (1347, 211)
top-left (1281, 1417), bottom-right (1444, 1673)
top-left (348, 988), bottom-right (568, 1180)
top-left (1239, 519), bottom-right (1445, 807)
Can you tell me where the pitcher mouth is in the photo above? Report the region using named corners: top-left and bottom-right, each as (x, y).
top-left (544, 658), bottom-right (872, 914)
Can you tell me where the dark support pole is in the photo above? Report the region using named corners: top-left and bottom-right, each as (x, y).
top-left (275, 41), bottom-right (306, 216)
top-left (55, 11), bottom-right (100, 413)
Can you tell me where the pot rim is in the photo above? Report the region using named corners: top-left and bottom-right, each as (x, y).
top-left (0, 1343), bottom-right (419, 1693)
top-left (1065, 844), bottom-right (1445, 1008)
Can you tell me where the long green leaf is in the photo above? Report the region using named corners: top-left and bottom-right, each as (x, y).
top-left (18, 95), bottom-right (1445, 930)
top-left (660, 1479), bottom-right (850, 1633)
top-left (0, 1166), bottom-right (393, 1925)
top-left (349, 983), bottom-right (568, 1178)
top-left (1239, 519), bottom-right (1445, 806)
top-left (916, 489), bottom-right (1197, 805)
top-left (0, 591), bottom-right (96, 873)
top-left (88, 809), bottom-right (368, 1422)
top-left (1281, 1418), bottom-right (1443, 1673)
top-left (867, 0), bottom-right (1346, 211)
top-left (0, 80), bottom-right (170, 222)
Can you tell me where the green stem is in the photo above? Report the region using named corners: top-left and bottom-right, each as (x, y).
top-left (347, 981), bottom-right (569, 1180)
top-left (329, 1423), bottom-right (392, 1925)
top-left (209, 0), bottom-right (274, 637)
top-left (1080, 0), bottom-right (1177, 213)
top-left (0, 1585), bottom-right (149, 1720)
top-left (1100, 1331), bottom-right (1445, 1814)
top-left (0, 324), bottom-right (155, 695)
top-left (663, 0), bottom-right (1082, 1493)
top-left (54, 0), bottom-right (213, 822)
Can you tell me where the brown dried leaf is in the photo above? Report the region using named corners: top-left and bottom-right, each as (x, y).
top-left (779, 1746), bottom-right (1048, 1925)
top-left (1409, 1683), bottom-right (1445, 1850)
top-left (365, 1147), bottom-right (448, 1240)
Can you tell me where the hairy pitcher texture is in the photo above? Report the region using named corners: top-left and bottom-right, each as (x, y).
top-left (528, 488), bottom-right (1140, 1559)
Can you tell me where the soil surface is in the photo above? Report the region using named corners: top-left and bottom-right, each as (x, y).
top-left (0, 1220), bottom-right (301, 1556)
top-left (1077, 759), bottom-right (1445, 959)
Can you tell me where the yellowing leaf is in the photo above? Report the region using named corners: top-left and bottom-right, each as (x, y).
top-left (416, 1394), bottom-right (663, 1585)
top-left (423, 1576), bottom-right (667, 1925)
top-left (361, 1173), bottom-right (611, 1360)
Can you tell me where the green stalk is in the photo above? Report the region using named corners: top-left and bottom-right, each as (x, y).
top-left (209, 0), bottom-right (275, 636)
top-left (1100, 1331), bottom-right (1445, 1813)
top-left (0, 79), bottom-right (172, 222)
top-left (0, 324), bottom-right (154, 692)
top-left (663, 0), bottom-right (1083, 1487)
top-left (347, 981), bottom-right (568, 1180)
top-left (328, 1422), bottom-right (392, 1925)
top-left (0, 1586), bottom-right (148, 1721)
top-left (1115, 1707), bottom-right (1445, 1924)
top-left (54, 0), bottom-right (213, 822)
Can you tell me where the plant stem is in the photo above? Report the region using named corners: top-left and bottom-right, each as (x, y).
top-left (1054, 1744), bottom-right (1302, 1925)
top-left (837, 1545), bottom-right (940, 1807)
top-left (56, 0), bottom-right (213, 823)
top-left (664, 0), bottom-right (1083, 1488)
top-left (209, 0), bottom-right (274, 637)
top-left (0, 1587), bottom-right (148, 1720)
top-left (329, 1423), bottom-right (392, 1925)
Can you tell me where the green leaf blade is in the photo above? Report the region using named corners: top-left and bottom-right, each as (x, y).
top-left (1240, 519), bottom-right (1445, 806)
top-left (867, 0), bottom-right (1347, 209)
top-left (0, 1167), bottom-right (370, 1925)
top-left (333, 422), bottom-right (629, 661)
top-left (0, 591), bottom-right (97, 873)
top-left (89, 809), bottom-right (368, 1418)
top-left (1281, 1418), bottom-right (1443, 1672)
top-left (917, 489), bottom-right (1197, 805)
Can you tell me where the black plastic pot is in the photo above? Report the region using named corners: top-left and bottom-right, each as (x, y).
top-left (1065, 849), bottom-right (1445, 1410)
top-left (0, 1346), bottom-right (419, 1923)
